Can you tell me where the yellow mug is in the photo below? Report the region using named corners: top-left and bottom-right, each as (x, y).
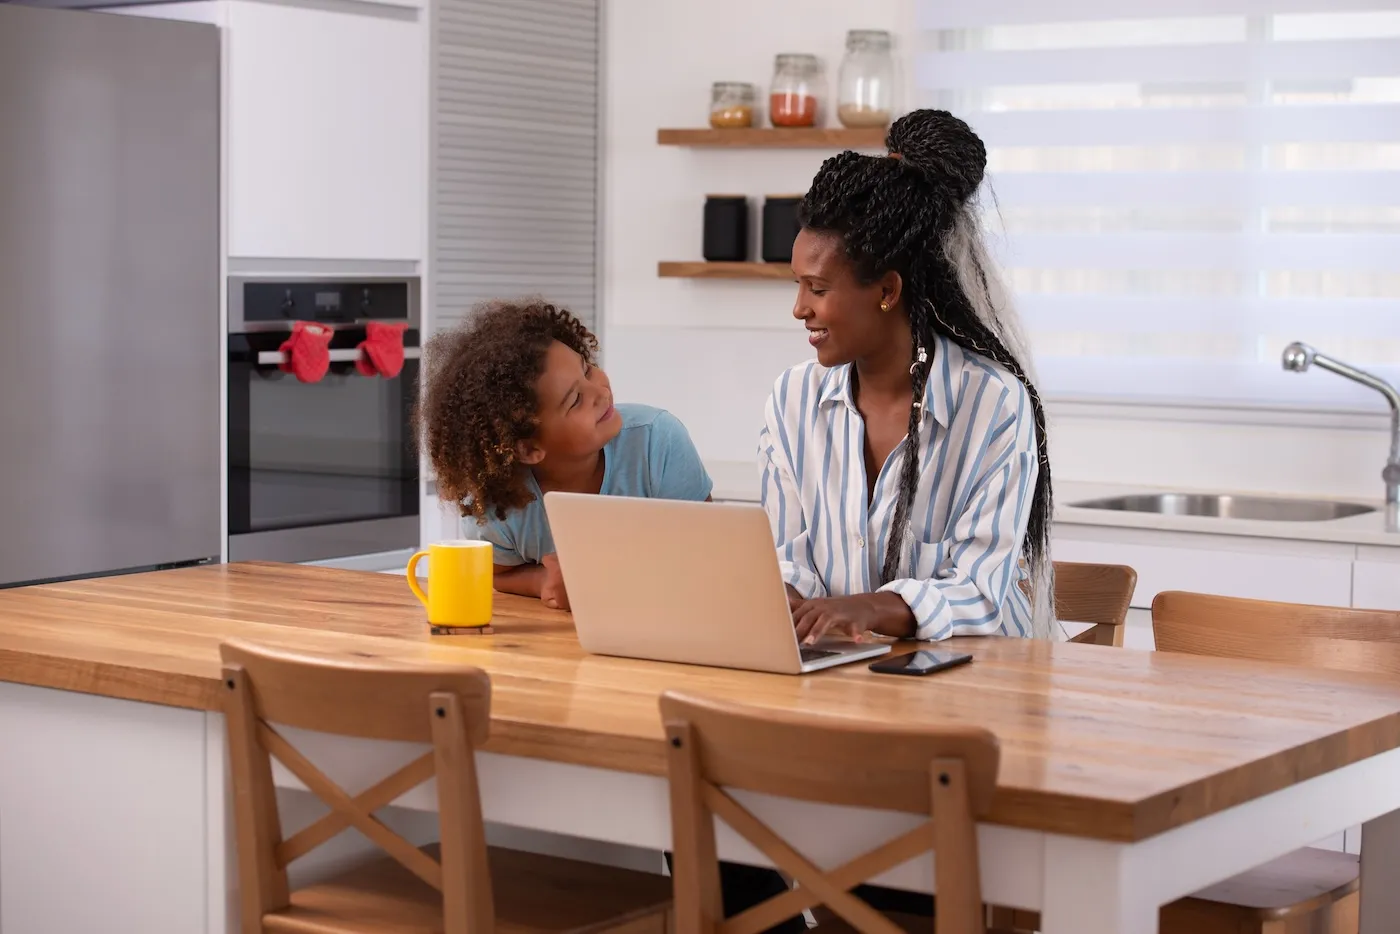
top-left (406, 540), bottom-right (493, 629)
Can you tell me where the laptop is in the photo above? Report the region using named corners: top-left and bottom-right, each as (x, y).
top-left (543, 492), bottom-right (892, 674)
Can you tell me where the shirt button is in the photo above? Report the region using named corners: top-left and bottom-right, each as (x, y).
top-left (857, 536), bottom-right (865, 548)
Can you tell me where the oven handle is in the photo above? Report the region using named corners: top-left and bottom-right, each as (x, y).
top-left (255, 346), bottom-right (422, 367)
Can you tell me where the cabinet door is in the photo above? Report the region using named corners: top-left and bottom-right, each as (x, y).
top-left (0, 684), bottom-right (210, 934)
top-left (1354, 550), bottom-right (1400, 611)
top-left (1053, 530), bottom-right (1355, 610)
top-left (226, 0), bottom-right (426, 260)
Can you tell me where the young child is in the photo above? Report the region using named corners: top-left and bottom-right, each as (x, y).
top-left (415, 298), bottom-right (712, 611)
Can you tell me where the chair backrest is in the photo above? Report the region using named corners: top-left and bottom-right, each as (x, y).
top-left (219, 639), bottom-right (495, 934)
top-left (1056, 561), bottom-right (1138, 647)
top-left (659, 691), bottom-right (998, 934)
top-left (1152, 591), bottom-right (1400, 676)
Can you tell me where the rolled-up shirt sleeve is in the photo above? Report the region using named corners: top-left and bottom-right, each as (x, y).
top-left (475, 514), bottom-right (525, 566)
top-left (877, 396), bottom-right (1038, 641)
top-left (758, 424), bottom-right (827, 600)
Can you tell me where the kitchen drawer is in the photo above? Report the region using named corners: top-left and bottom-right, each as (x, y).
top-left (1053, 528), bottom-right (1354, 610)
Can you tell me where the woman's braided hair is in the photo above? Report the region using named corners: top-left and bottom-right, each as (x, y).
top-left (798, 109), bottom-right (1052, 586)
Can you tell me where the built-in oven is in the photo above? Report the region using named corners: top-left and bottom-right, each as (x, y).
top-left (227, 276), bottom-right (420, 564)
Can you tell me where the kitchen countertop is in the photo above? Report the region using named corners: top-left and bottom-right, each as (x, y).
top-left (705, 461), bottom-right (1400, 548)
top-left (6, 561), bottom-right (1400, 843)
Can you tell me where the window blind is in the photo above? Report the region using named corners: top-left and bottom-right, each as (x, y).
top-left (431, 0), bottom-right (599, 332)
top-left (914, 0), bottom-right (1400, 407)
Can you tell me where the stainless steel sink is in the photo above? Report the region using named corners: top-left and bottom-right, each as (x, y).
top-left (1068, 493), bottom-right (1375, 522)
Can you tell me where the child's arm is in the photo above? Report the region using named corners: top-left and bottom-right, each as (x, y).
top-left (493, 563), bottom-right (545, 597)
top-left (494, 556), bottom-right (569, 610)
top-left (475, 518), bottom-right (552, 600)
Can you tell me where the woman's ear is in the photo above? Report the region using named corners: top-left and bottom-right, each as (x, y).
top-left (880, 271), bottom-right (904, 311)
top-left (515, 438), bottom-right (545, 466)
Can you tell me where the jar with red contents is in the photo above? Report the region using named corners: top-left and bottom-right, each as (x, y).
top-left (769, 53), bottom-right (822, 128)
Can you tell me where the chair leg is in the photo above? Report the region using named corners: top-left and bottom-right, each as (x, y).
top-left (1323, 888), bottom-right (1360, 934)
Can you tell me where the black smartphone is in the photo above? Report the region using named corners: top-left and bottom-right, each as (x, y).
top-left (869, 650), bottom-right (973, 676)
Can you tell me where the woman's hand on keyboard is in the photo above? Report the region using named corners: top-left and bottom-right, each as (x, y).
top-left (792, 593), bottom-right (916, 643)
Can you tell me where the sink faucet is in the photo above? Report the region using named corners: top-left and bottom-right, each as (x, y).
top-left (1282, 342), bottom-right (1400, 514)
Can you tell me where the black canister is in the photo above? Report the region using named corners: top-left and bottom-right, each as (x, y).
top-left (761, 195), bottom-right (803, 263)
top-left (702, 195), bottom-right (749, 262)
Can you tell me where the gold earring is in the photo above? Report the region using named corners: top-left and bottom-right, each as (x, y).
top-left (879, 301), bottom-right (890, 312)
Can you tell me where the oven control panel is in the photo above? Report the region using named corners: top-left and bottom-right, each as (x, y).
top-left (229, 277), bottom-right (420, 331)
top-left (241, 280), bottom-right (411, 324)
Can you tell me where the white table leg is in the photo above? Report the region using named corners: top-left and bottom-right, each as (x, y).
top-left (1038, 835), bottom-right (1158, 934)
top-left (1360, 807), bottom-right (1400, 933)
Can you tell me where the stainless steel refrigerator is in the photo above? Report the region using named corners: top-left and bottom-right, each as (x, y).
top-left (0, 3), bottom-right (221, 587)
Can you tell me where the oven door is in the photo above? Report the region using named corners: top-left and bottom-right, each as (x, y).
top-left (227, 327), bottom-right (420, 563)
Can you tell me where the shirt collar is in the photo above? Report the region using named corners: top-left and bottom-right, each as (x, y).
top-left (816, 332), bottom-right (955, 430)
top-left (925, 332), bottom-right (955, 430)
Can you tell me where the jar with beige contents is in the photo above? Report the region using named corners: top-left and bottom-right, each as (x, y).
top-left (837, 30), bottom-right (894, 128)
top-left (709, 82), bottom-right (756, 129)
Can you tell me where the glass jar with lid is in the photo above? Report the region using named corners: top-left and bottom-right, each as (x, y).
top-left (709, 82), bottom-right (756, 129)
top-left (769, 53), bottom-right (822, 128)
top-left (837, 30), bottom-right (894, 129)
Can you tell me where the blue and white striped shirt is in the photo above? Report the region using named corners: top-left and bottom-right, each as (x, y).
top-left (758, 333), bottom-right (1038, 641)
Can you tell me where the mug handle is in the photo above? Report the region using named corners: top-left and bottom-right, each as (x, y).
top-left (405, 550), bottom-right (430, 608)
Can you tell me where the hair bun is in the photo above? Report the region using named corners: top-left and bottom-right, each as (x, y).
top-left (885, 109), bottom-right (987, 203)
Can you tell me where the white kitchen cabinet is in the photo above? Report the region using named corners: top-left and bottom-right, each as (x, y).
top-left (0, 683), bottom-right (212, 934)
top-left (1354, 547), bottom-right (1400, 611)
top-left (1053, 524), bottom-right (1356, 611)
top-left (225, 0), bottom-right (426, 261)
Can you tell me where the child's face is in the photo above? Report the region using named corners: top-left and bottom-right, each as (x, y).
top-left (523, 340), bottom-right (624, 465)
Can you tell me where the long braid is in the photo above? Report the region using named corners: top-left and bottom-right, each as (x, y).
top-left (880, 294), bottom-right (939, 582)
top-left (799, 109), bottom-right (1055, 622)
top-left (922, 246), bottom-right (1053, 572)
top-left (881, 332), bottom-right (933, 583)
top-left (929, 303), bottom-right (1053, 570)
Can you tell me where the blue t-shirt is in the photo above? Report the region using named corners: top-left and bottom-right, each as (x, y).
top-left (472, 403), bottom-right (712, 566)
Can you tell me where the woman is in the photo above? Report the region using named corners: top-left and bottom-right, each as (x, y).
top-left (761, 108), bottom-right (1056, 643)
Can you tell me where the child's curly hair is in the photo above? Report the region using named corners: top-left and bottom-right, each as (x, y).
top-left (415, 298), bottom-right (598, 522)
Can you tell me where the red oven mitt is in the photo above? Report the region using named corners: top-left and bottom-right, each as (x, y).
top-left (278, 321), bottom-right (334, 383)
top-left (356, 321), bottom-right (409, 378)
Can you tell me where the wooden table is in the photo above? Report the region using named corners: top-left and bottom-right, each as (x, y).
top-left (2, 562), bottom-right (1400, 934)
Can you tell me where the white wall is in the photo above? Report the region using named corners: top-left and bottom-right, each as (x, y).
top-left (600, 0), bottom-right (1398, 505)
top-left (601, 0), bottom-right (914, 469)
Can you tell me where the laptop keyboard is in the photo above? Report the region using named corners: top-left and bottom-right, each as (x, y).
top-left (800, 647), bottom-right (840, 663)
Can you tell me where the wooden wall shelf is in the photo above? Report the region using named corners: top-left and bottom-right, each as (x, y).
top-left (656, 127), bottom-right (886, 149)
top-left (658, 261), bottom-right (795, 281)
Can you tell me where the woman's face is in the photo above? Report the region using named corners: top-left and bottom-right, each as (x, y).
top-left (791, 228), bottom-right (905, 368)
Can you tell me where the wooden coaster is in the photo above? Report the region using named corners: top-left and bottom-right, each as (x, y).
top-left (430, 624), bottom-right (495, 636)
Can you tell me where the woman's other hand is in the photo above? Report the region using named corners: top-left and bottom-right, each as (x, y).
top-left (792, 593), bottom-right (916, 643)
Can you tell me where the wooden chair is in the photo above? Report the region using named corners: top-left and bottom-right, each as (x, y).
top-left (221, 639), bottom-right (673, 934)
top-left (993, 592), bottom-right (1380, 934)
top-left (1056, 561), bottom-right (1137, 647)
top-left (658, 690), bottom-right (999, 934)
top-left (1150, 591), bottom-right (1400, 934)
